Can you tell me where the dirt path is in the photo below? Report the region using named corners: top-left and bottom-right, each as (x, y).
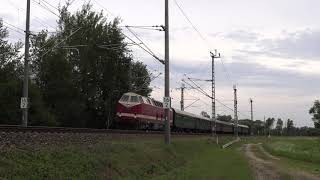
top-left (243, 143), bottom-right (320, 180)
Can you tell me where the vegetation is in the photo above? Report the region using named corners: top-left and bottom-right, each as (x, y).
top-left (0, 137), bottom-right (253, 180)
top-left (309, 100), bottom-right (320, 128)
top-left (261, 137), bottom-right (320, 175)
top-left (264, 137), bottom-right (320, 163)
top-left (238, 117), bottom-right (320, 136)
top-left (275, 118), bottom-right (283, 135)
top-left (217, 114), bottom-right (232, 122)
top-left (0, 3), bottom-right (151, 128)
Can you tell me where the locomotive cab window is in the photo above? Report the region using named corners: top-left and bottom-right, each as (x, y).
top-left (138, 96), bottom-right (144, 103)
top-left (120, 95), bottom-right (129, 102)
top-left (130, 96), bottom-right (139, 102)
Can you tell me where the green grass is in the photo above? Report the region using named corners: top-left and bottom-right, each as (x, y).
top-left (0, 136), bottom-right (252, 180)
top-left (247, 136), bottom-right (320, 176)
top-left (153, 144), bottom-right (252, 180)
top-left (263, 137), bottom-right (320, 163)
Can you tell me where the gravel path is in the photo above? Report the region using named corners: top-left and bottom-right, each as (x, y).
top-left (244, 143), bottom-right (320, 180)
top-left (244, 144), bottom-right (282, 180)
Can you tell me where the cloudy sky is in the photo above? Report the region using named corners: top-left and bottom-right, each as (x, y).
top-left (2, 0), bottom-right (320, 127)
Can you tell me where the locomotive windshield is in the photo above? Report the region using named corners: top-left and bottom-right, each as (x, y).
top-left (120, 95), bottom-right (129, 102)
top-left (130, 96), bottom-right (139, 102)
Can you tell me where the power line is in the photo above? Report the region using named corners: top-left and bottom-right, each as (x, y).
top-left (183, 76), bottom-right (250, 119)
top-left (125, 26), bottom-right (164, 64)
top-left (3, 21), bottom-right (25, 32)
top-left (91, 0), bottom-right (116, 17)
top-left (68, 0), bottom-right (77, 6)
top-left (7, 0), bottom-right (57, 31)
top-left (121, 30), bottom-right (165, 65)
top-left (41, 27), bottom-right (82, 57)
top-left (90, 0), bottom-right (165, 66)
top-left (32, 0), bottom-right (60, 18)
top-left (173, 0), bottom-right (235, 85)
top-left (121, 25), bottom-right (164, 31)
top-left (182, 78), bottom-right (211, 99)
top-left (40, 0), bottom-right (59, 11)
top-left (2, 25), bottom-right (24, 36)
top-left (172, 0), bottom-right (211, 49)
top-left (133, 72), bottom-right (162, 92)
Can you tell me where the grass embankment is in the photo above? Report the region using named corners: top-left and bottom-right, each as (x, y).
top-left (0, 136), bottom-right (252, 180)
top-left (262, 137), bottom-right (320, 175)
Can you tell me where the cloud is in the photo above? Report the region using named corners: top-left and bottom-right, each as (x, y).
top-left (217, 30), bottom-right (260, 43)
top-left (224, 28), bottom-right (320, 60)
top-left (258, 29), bottom-right (320, 60)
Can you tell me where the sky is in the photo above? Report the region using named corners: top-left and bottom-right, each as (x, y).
top-left (1, 0), bottom-right (320, 127)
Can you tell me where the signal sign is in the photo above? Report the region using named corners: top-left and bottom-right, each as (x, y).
top-left (163, 97), bottom-right (171, 109)
top-left (20, 97), bottom-right (28, 109)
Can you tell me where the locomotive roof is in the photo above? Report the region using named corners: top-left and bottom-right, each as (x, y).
top-left (123, 92), bottom-right (141, 96)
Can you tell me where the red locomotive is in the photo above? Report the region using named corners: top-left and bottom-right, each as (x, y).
top-left (116, 92), bottom-right (173, 130)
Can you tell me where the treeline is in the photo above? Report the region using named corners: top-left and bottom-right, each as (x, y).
top-left (239, 118), bottom-right (320, 136)
top-left (0, 3), bottom-right (152, 128)
top-left (215, 99), bottom-right (320, 136)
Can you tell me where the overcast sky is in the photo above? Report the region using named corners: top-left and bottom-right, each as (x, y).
top-left (2, 0), bottom-right (320, 127)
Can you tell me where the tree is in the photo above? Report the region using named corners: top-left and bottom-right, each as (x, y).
top-left (286, 119), bottom-right (294, 135)
top-left (217, 114), bottom-right (232, 122)
top-left (275, 118), bottom-right (283, 135)
top-left (265, 117), bottom-right (275, 136)
top-left (0, 19), bottom-right (22, 124)
top-left (29, 3), bottom-right (152, 128)
top-left (253, 120), bottom-right (265, 135)
top-left (309, 100), bottom-right (320, 128)
top-left (0, 19), bottom-right (55, 126)
top-left (200, 111), bottom-right (210, 118)
top-left (129, 61), bottom-right (152, 96)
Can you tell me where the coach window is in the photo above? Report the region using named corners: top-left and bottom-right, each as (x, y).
top-left (130, 96), bottom-right (139, 102)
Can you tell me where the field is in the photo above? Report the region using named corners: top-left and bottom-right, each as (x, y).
top-left (262, 137), bottom-right (320, 176)
top-left (1, 133), bottom-right (320, 180)
top-left (0, 134), bottom-right (252, 180)
top-left (264, 137), bottom-right (320, 163)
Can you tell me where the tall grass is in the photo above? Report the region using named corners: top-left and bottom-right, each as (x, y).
top-left (264, 137), bottom-right (320, 164)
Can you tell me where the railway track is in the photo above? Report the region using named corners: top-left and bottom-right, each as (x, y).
top-left (0, 125), bottom-right (210, 136)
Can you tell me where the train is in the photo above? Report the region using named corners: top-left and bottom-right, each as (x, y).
top-left (116, 92), bottom-right (249, 134)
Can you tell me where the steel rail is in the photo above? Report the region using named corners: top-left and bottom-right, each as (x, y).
top-left (0, 125), bottom-right (210, 136)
